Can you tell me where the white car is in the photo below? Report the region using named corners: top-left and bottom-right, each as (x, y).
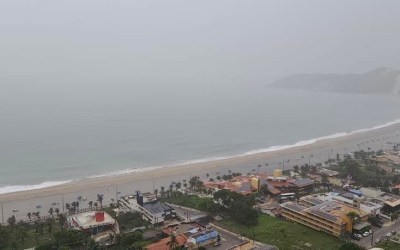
top-left (386, 232), bottom-right (392, 237)
top-left (356, 234), bottom-right (363, 239)
top-left (363, 232), bottom-right (369, 237)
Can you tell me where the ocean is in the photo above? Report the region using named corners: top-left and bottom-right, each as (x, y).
top-left (1, 84), bottom-right (400, 194)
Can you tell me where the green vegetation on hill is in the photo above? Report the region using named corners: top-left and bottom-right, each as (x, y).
top-left (217, 214), bottom-right (341, 250)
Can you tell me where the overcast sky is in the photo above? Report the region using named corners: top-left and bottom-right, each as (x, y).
top-left (1, 0), bottom-right (400, 93)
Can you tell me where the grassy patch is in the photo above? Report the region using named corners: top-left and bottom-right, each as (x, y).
top-left (217, 214), bottom-right (341, 250)
top-left (376, 240), bottom-right (400, 250)
top-left (162, 193), bottom-right (214, 211)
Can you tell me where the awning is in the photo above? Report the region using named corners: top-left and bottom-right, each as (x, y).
top-left (353, 221), bottom-right (371, 231)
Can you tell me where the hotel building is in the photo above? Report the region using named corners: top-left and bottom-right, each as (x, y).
top-left (281, 197), bottom-right (370, 237)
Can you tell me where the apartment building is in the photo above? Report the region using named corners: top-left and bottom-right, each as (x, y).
top-left (280, 200), bottom-right (369, 237)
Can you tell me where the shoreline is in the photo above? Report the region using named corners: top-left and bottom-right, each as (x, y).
top-left (1, 121), bottom-right (400, 223)
top-left (2, 117), bottom-right (400, 196)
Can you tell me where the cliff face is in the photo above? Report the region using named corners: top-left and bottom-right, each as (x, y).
top-left (268, 67), bottom-right (400, 95)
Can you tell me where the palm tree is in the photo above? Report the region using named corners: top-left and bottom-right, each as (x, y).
top-left (7, 215), bottom-right (16, 230)
top-left (161, 186), bottom-right (165, 197)
top-left (48, 207), bottom-right (54, 218)
top-left (65, 203), bottom-right (70, 213)
top-left (168, 234), bottom-right (179, 250)
top-left (27, 212), bottom-right (31, 220)
top-left (94, 202), bottom-right (98, 210)
top-left (88, 201), bottom-right (93, 210)
top-left (154, 189), bottom-right (158, 198)
top-left (347, 211), bottom-right (360, 230)
top-left (71, 201), bottom-right (77, 213)
top-left (97, 194), bottom-right (104, 209)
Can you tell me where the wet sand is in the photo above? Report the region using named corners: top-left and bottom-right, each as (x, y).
top-left (1, 123), bottom-right (400, 224)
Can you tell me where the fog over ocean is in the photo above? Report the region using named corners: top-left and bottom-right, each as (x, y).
top-left (2, 0), bottom-right (400, 194)
top-left (1, 84), bottom-right (400, 194)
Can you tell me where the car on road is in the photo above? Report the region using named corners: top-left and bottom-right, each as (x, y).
top-left (362, 231), bottom-right (370, 237)
top-left (386, 232), bottom-right (392, 237)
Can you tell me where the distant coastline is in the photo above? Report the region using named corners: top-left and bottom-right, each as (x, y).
top-left (1, 117), bottom-right (400, 196)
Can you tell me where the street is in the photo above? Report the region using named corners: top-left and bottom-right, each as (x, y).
top-left (356, 219), bottom-right (400, 248)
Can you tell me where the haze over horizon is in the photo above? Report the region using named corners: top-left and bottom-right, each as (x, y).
top-left (1, 0), bottom-right (400, 96)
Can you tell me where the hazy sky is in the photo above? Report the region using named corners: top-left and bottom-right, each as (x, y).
top-left (1, 0), bottom-right (400, 94)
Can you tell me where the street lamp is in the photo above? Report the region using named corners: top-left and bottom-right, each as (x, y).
top-left (308, 154), bottom-right (313, 166)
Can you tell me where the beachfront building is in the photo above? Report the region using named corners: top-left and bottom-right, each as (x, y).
top-left (68, 211), bottom-right (119, 244)
top-left (119, 191), bottom-right (176, 225)
top-left (281, 200), bottom-right (369, 237)
top-left (382, 197), bottom-right (400, 214)
top-left (281, 194), bottom-right (371, 237)
top-left (202, 170), bottom-right (314, 197)
top-left (301, 192), bottom-right (382, 216)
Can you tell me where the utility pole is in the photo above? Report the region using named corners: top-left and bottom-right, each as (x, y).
top-left (370, 231), bottom-right (374, 246)
top-left (1, 203), bottom-right (4, 225)
top-left (62, 193), bottom-right (65, 213)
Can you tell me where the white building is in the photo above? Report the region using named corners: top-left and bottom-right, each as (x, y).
top-left (68, 211), bottom-right (119, 244)
top-left (119, 191), bottom-right (176, 225)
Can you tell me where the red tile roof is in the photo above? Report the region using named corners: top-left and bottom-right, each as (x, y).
top-left (146, 234), bottom-right (188, 250)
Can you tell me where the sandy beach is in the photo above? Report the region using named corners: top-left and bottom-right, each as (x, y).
top-left (1, 122), bottom-right (400, 224)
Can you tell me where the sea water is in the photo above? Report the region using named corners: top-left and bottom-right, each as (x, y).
top-left (1, 84), bottom-right (400, 194)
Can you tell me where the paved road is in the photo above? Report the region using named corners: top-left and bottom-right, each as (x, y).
top-left (356, 220), bottom-right (400, 248)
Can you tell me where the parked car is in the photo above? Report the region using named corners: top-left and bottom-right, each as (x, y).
top-left (363, 232), bottom-right (370, 237)
top-left (386, 232), bottom-right (392, 237)
top-left (213, 242), bottom-right (221, 247)
top-left (352, 234), bottom-right (361, 241)
top-left (356, 234), bottom-right (363, 239)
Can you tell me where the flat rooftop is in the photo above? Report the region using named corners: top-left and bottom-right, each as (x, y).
top-left (143, 201), bottom-right (173, 214)
top-left (70, 211), bottom-right (115, 229)
top-left (282, 200), bottom-right (369, 224)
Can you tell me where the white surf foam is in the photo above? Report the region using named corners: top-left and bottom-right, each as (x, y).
top-left (87, 165), bottom-right (165, 179)
top-left (1, 118), bottom-right (400, 195)
top-left (0, 180), bottom-right (73, 195)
